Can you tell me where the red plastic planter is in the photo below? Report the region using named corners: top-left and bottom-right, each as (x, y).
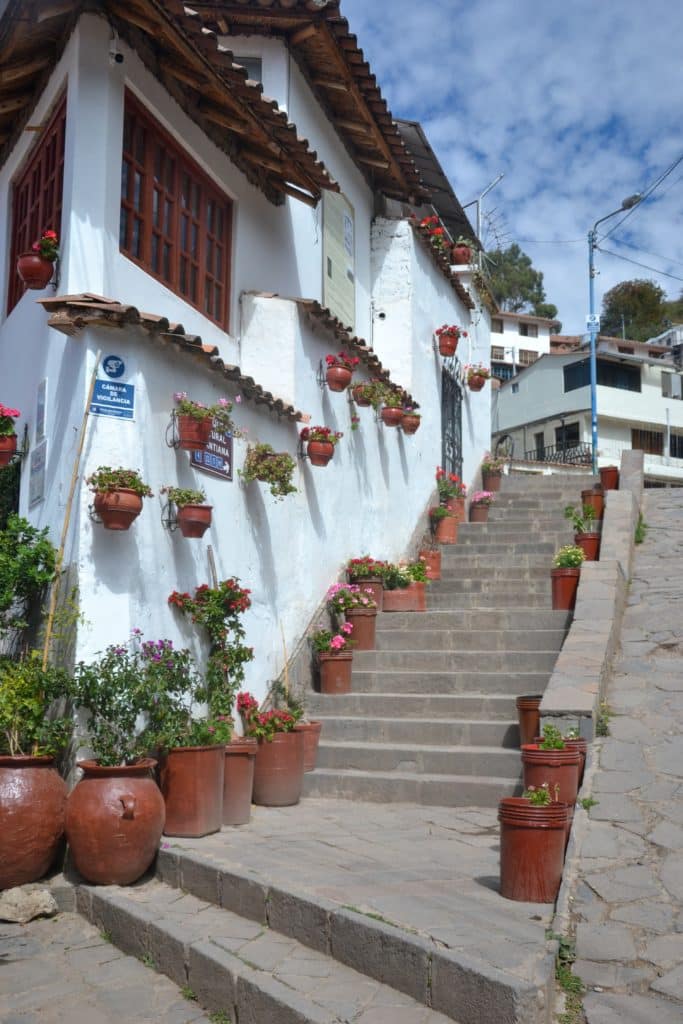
top-left (599, 466), bottom-right (619, 491)
top-left (499, 797), bottom-right (569, 902)
top-left (515, 694), bottom-right (543, 748)
top-left (177, 414), bottom-right (213, 451)
top-left (551, 567), bottom-right (580, 610)
top-left (521, 744), bottom-right (582, 807)
top-left (581, 488), bottom-right (604, 520)
top-left (575, 531), bottom-right (600, 561)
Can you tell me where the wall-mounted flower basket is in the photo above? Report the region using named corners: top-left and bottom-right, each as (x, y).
top-left (161, 487), bottom-right (212, 538)
top-left (16, 230), bottom-right (59, 290)
top-left (452, 245), bottom-right (472, 266)
top-left (168, 392), bottom-right (240, 452)
top-left (239, 445), bottom-right (297, 499)
top-left (0, 434), bottom-right (18, 468)
top-left (465, 364), bottom-right (491, 392)
top-left (436, 324), bottom-right (467, 357)
top-left (401, 412), bottom-right (421, 434)
top-left (380, 406), bottom-right (403, 427)
top-left (87, 467), bottom-right (152, 531)
top-left (299, 426), bottom-right (342, 466)
top-left (177, 414), bottom-right (213, 451)
top-left (352, 384), bottom-right (372, 406)
top-left (319, 352), bottom-right (360, 393)
top-left (0, 404), bottom-right (23, 468)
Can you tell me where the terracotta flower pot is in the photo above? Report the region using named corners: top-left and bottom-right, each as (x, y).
top-left (94, 489), bottom-right (143, 531)
top-left (419, 549), bottom-right (441, 580)
top-left (347, 576), bottom-right (383, 610)
top-left (575, 531), bottom-right (600, 561)
top-left (515, 694), bottom-right (543, 748)
top-left (307, 440), bottom-right (334, 466)
top-left (469, 503), bottom-right (489, 523)
top-left (445, 496), bottom-right (466, 522)
top-left (65, 759), bottom-right (164, 885)
top-left (177, 504), bottom-right (213, 539)
top-left (0, 755), bottom-right (67, 889)
top-left (352, 385), bottom-right (371, 407)
top-left (451, 245), bottom-right (472, 266)
top-left (438, 334), bottom-right (458, 357)
top-left (468, 375), bottom-right (487, 392)
top-left (252, 731), bottom-right (304, 806)
top-left (177, 414), bottom-right (213, 451)
top-left (482, 470), bottom-right (502, 492)
top-left (551, 567), bottom-right (580, 610)
top-left (159, 745), bottom-right (224, 837)
top-left (318, 651), bottom-right (353, 694)
top-left (381, 407), bottom-right (403, 427)
top-left (581, 488), bottom-right (604, 520)
top-left (599, 466), bottom-right (619, 491)
top-left (222, 738), bottom-right (257, 826)
top-left (344, 606), bottom-right (377, 650)
top-left (294, 721), bottom-right (322, 772)
top-left (432, 514), bottom-right (458, 544)
top-left (401, 413), bottom-right (421, 434)
top-left (0, 434), bottom-right (17, 467)
top-left (326, 365), bottom-right (353, 392)
top-left (411, 580), bottom-right (426, 611)
top-left (382, 587), bottom-right (418, 612)
top-left (521, 744), bottom-right (582, 807)
top-left (499, 797), bottom-right (569, 903)
top-left (16, 252), bottom-right (54, 289)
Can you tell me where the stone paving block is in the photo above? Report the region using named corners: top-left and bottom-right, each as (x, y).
top-left (86, 888), bottom-right (154, 959)
top-left (584, 991), bottom-right (683, 1023)
top-left (177, 852), bottom-right (221, 906)
top-left (581, 822), bottom-right (647, 860)
top-left (218, 867), bottom-right (268, 923)
top-left (610, 900), bottom-right (674, 934)
top-left (650, 963), bottom-right (683, 1000)
top-left (236, 968), bottom-right (335, 1024)
top-left (587, 794), bottom-right (645, 824)
top-left (575, 922), bottom-right (637, 961)
top-left (660, 852), bottom-right (683, 901)
top-left (641, 933), bottom-right (683, 966)
top-left (573, 960), bottom-right (655, 989)
top-left (647, 821), bottom-right (683, 850)
top-left (652, 736), bottom-right (683, 776)
top-left (583, 865), bottom-right (661, 903)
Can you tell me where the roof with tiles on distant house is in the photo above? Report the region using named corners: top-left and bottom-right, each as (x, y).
top-left (36, 293), bottom-right (305, 420)
top-left (497, 310), bottom-right (561, 326)
top-left (0, 0), bottom-right (338, 206)
top-left (183, 0), bottom-right (430, 203)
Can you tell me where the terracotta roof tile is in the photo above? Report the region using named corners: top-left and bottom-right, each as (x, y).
top-left (36, 293), bottom-right (304, 420)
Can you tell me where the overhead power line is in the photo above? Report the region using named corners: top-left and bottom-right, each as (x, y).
top-left (598, 152), bottom-right (683, 243)
top-left (595, 245), bottom-right (683, 284)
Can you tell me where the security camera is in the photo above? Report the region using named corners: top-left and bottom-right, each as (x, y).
top-left (109, 38), bottom-right (124, 65)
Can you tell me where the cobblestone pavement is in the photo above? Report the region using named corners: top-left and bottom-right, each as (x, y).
top-left (572, 490), bottom-right (683, 1023)
top-left (0, 912), bottom-right (212, 1024)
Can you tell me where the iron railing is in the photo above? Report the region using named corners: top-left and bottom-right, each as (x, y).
top-left (523, 443), bottom-right (592, 465)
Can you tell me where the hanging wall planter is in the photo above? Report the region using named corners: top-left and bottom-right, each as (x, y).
top-left (0, 755), bottom-right (67, 889)
top-left (435, 324), bottom-right (466, 357)
top-left (400, 412), bottom-right (421, 434)
top-left (381, 405), bottom-right (404, 427)
top-left (88, 468), bottom-right (152, 531)
top-left (170, 392), bottom-right (241, 452)
top-left (0, 434), bottom-right (17, 468)
top-left (300, 426), bottom-right (343, 467)
top-left (65, 759), bottom-right (165, 886)
top-left (16, 230), bottom-right (59, 290)
top-left (0, 403), bottom-right (21, 468)
top-left (324, 352), bottom-right (359, 393)
top-left (352, 384), bottom-right (372, 406)
top-left (465, 365), bottom-right (491, 392)
top-left (177, 504), bottom-right (213, 538)
top-left (451, 243), bottom-right (473, 266)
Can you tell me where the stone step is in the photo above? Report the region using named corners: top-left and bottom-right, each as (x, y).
top-left (375, 608), bottom-right (569, 631)
top-left (313, 715), bottom-right (520, 747)
top-left (306, 691), bottom-right (520, 718)
top-left (315, 740), bottom-right (522, 777)
top-left (456, 520), bottom-right (571, 534)
top-left (353, 649), bottom-right (558, 672)
top-left (350, 669), bottom-right (552, 695)
top-left (374, 627), bottom-right (565, 652)
top-left (427, 579), bottom-right (551, 596)
top-left (428, 566), bottom-right (550, 583)
top-left (437, 554), bottom-right (559, 570)
top-left (427, 592), bottom-right (552, 609)
top-left (502, 475), bottom-right (595, 488)
top-left (435, 541), bottom-right (557, 555)
top-left (303, 767), bottom-right (521, 807)
top-left (77, 879), bottom-right (459, 1024)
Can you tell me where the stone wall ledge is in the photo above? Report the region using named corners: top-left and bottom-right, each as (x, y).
top-left (540, 450), bottom-right (644, 737)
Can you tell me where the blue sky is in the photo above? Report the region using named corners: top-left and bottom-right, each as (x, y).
top-left (340, 0), bottom-right (683, 335)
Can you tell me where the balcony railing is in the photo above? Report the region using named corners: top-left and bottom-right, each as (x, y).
top-left (523, 443), bottom-right (592, 465)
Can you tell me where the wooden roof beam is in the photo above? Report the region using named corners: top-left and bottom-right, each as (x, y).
top-left (158, 59), bottom-right (208, 90)
top-left (108, 2), bottom-right (159, 36)
top-left (0, 95), bottom-right (31, 116)
top-left (312, 77), bottom-right (347, 92)
top-left (289, 23), bottom-right (318, 46)
top-left (0, 57), bottom-right (50, 85)
top-left (335, 118), bottom-right (372, 136)
top-left (199, 102), bottom-right (249, 134)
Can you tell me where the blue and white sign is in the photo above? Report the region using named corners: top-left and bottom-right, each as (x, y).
top-left (91, 379), bottom-right (135, 420)
top-left (586, 313), bottom-right (601, 331)
top-left (102, 354), bottom-right (126, 379)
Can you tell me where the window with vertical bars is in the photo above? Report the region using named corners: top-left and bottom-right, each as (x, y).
top-left (7, 94), bottom-right (66, 314)
top-left (120, 93), bottom-right (232, 330)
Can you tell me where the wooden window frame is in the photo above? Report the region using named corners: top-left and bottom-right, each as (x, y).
top-left (8, 94), bottom-right (66, 315)
top-left (120, 92), bottom-right (232, 331)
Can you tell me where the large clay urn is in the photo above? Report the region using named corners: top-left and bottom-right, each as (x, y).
top-left (0, 755), bottom-right (67, 889)
top-left (94, 489), bottom-right (143, 531)
top-left (252, 731), bottom-right (304, 806)
top-left (16, 253), bottom-right (54, 289)
top-left (499, 798), bottom-right (569, 903)
top-left (222, 738), bottom-right (257, 826)
top-left (65, 759), bottom-right (164, 885)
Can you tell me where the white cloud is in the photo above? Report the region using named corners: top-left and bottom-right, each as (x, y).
top-left (340, 0), bottom-right (683, 332)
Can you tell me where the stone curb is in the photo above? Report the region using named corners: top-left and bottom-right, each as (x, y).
top-left (153, 847), bottom-right (546, 1024)
top-left (540, 451), bottom-right (644, 736)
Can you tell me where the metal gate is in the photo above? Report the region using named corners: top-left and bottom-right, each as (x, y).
top-left (441, 365), bottom-right (463, 476)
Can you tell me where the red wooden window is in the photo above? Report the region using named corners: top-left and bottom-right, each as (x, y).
top-left (120, 94), bottom-right (232, 330)
top-left (8, 95), bottom-right (66, 314)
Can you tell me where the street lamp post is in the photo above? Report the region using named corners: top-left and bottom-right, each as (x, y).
top-left (587, 193), bottom-right (642, 474)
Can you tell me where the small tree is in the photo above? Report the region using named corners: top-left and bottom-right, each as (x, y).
top-left (600, 279), bottom-right (668, 342)
top-left (486, 243), bottom-right (558, 320)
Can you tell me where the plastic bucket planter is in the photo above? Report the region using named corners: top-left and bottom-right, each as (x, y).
top-left (499, 797), bottom-right (569, 902)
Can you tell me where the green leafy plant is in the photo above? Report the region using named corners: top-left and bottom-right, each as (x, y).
top-left (346, 556), bottom-right (388, 580)
top-left (237, 691), bottom-right (300, 741)
top-left (436, 467), bottom-right (467, 500)
top-left (168, 580), bottom-right (253, 719)
top-left (551, 932), bottom-right (585, 1024)
top-left (239, 444), bottom-right (297, 499)
top-left (300, 425), bottom-right (344, 445)
top-left (180, 986), bottom-right (197, 1002)
top-left (352, 380), bottom-right (392, 410)
top-left (382, 389), bottom-right (404, 410)
top-left (0, 403), bottom-right (20, 438)
top-left (405, 560), bottom-right (428, 583)
top-left (635, 512), bottom-right (648, 544)
top-left (553, 545), bottom-right (585, 569)
top-left (309, 623), bottom-right (354, 654)
top-left (160, 486), bottom-right (207, 508)
top-left (595, 701), bottom-right (611, 737)
top-left (0, 514), bottom-right (58, 638)
top-left (173, 392), bottom-right (241, 436)
top-left (32, 229), bottom-right (59, 262)
top-left (381, 564), bottom-right (411, 591)
top-left (580, 796), bottom-right (599, 811)
top-left (464, 363), bottom-right (491, 383)
top-left (86, 467), bottom-right (153, 498)
top-left (522, 783), bottom-right (556, 806)
top-left (429, 505), bottom-right (451, 522)
top-left (564, 504), bottom-right (597, 533)
top-left (538, 724), bottom-right (565, 750)
top-left (0, 652), bottom-right (73, 756)
top-left (208, 1013), bottom-right (232, 1024)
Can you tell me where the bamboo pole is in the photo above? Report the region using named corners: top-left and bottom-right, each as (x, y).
top-left (42, 351), bottom-right (101, 670)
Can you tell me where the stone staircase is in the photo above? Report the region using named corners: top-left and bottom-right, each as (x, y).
top-left (304, 471), bottom-right (595, 807)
